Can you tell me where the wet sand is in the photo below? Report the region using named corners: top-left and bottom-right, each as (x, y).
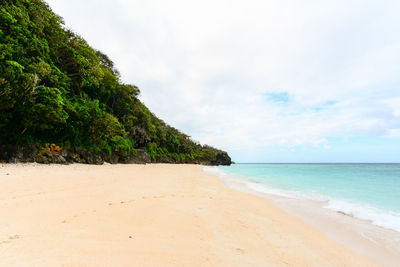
top-left (221, 175), bottom-right (400, 266)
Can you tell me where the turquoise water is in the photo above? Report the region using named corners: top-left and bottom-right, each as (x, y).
top-left (213, 164), bottom-right (400, 232)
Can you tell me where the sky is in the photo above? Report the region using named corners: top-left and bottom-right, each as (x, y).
top-left (46, 0), bottom-right (400, 163)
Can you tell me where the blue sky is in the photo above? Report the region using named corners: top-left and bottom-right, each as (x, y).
top-left (47, 0), bottom-right (400, 162)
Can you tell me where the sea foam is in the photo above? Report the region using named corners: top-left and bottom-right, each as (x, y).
top-left (324, 199), bottom-right (400, 233)
top-left (246, 181), bottom-right (400, 233)
top-left (203, 165), bottom-right (400, 233)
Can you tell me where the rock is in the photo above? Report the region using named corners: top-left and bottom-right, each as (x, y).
top-left (35, 153), bottom-right (67, 164)
top-left (86, 154), bottom-right (104, 165)
top-left (210, 151), bottom-right (232, 166)
top-left (120, 154), bottom-right (144, 164)
top-left (35, 153), bottom-right (50, 164)
top-left (20, 145), bottom-right (38, 162)
top-left (1, 144), bottom-right (232, 166)
top-left (136, 149), bottom-right (151, 163)
top-left (3, 144), bottom-right (38, 163)
top-left (14, 151), bottom-right (24, 162)
top-left (158, 157), bottom-right (174, 163)
top-left (74, 147), bottom-right (104, 165)
top-left (109, 154), bottom-right (119, 164)
top-left (60, 149), bottom-right (69, 158)
top-left (54, 155), bottom-right (67, 164)
top-left (71, 152), bottom-right (85, 164)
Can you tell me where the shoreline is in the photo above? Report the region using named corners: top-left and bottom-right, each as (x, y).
top-left (0, 163), bottom-right (379, 266)
top-left (213, 168), bottom-right (400, 266)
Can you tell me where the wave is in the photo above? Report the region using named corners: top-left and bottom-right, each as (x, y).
top-left (248, 181), bottom-right (400, 233)
top-left (324, 199), bottom-right (400, 233)
top-left (203, 166), bottom-right (400, 233)
top-left (245, 182), bottom-right (314, 199)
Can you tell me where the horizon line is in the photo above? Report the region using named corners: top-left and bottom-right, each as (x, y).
top-left (232, 162), bottom-right (400, 164)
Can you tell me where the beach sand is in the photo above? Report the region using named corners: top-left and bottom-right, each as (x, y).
top-left (0, 163), bottom-right (379, 266)
top-left (220, 174), bottom-right (400, 267)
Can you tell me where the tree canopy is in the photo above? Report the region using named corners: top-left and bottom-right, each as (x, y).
top-left (0, 0), bottom-right (231, 165)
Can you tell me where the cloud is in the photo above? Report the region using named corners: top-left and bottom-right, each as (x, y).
top-left (46, 0), bottom-right (400, 161)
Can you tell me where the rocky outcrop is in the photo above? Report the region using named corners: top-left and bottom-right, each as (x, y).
top-left (135, 149), bottom-right (152, 163)
top-left (210, 151), bottom-right (232, 166)
top-left (1, 144), bottom-right (38, 163)
top-left (73, 147), bottom-right (104, 165)
top-left (0, 144), bottom-right (231, 166)
top-left (35, 153), bottom-right (67, 164)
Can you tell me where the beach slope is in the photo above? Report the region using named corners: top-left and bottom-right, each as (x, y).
top-left (0, 164), bottom-right (378, 266)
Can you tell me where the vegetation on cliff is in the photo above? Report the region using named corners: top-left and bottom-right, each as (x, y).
top-left (0, 0), bottom-right (231, 165)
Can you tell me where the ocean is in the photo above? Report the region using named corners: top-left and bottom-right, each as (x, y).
top-left (205, 163), bottom-right (400, 233)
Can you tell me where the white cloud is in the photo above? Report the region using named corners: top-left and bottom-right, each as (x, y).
top-left (46, 0), bottom-right (400, 160)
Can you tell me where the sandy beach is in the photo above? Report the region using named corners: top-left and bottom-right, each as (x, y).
top-left (0, 164), bottom-right (379, 266)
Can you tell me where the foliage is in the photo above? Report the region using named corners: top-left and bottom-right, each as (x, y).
top-left (0, 0), bottom-right (230, 164)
